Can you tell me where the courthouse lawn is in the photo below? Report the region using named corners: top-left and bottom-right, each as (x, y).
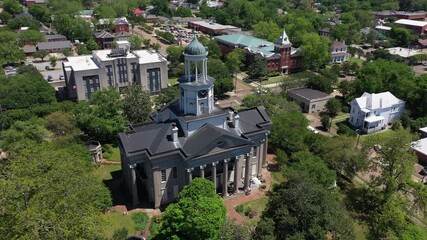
top-left (93, 164), bottom-right (121, 180)
top-left (237, 197), bottom-right (269, 228)
top-left (104, 211), bottom-right (137, 238)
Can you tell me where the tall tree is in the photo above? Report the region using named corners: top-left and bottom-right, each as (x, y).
top-left (225, 48), bottom-right (245, 74)
top-left (325, 98), bottom-right (341, 118)
top-left (121, 84), bottom-right (152, 124)
top-left (300, 33), bottom-right (331, 70)
top-left (33, 50), bottom-right (50, 61)
top-left (159, 178), bottom-right (226, 240)
top-left (252, 21), bottom-right (281, 42)
top-left (248, 54), bottom-right (268, 79)
top-left (2, 0), bottom-right (22, 15)
top-left (18, 30), bottom-right (46, 46)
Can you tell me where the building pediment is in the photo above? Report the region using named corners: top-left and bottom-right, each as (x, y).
top-left (182, 124), bottom-right (254, 160)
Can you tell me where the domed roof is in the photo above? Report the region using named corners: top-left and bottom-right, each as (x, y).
top-left (184, 35), bottom-right (207, 55)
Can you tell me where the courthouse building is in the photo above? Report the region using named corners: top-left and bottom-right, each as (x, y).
top-left (118, 36), bottom-right (271, 208)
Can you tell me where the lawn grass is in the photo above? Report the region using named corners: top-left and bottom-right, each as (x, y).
top-left (349, 57), bottom-right (365, 66)
top-left (259, 76), bottom-right (284, 85)
top-left (104, 211), bottom-right (137, 239)
top-left (93, 164), bottom-right (121, 181)
top-left (237, 197), bottom-right (269, 228)
top-left (271, 171), bottom-right (285, 184)
top-left (168, 77), bottom-right (178, 86)
top-left (354, 220), bottom-right (368, 240)
top-left (109, 147), bottom-right (121, 162)
top-left (148, 218), bottom-right (162, 240)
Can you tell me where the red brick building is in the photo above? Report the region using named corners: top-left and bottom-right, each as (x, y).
top-left (375, 11), bottom-right (427, 21)
top-left (115, 17), bottom-right (131, 33)
top-left (395, 19), bottom-right (427, 34)
top-left (215, 31), bottom-right (302, 74)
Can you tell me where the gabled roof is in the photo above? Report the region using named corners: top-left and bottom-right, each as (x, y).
top-left (115, 17), bottom-right (129, 25)
top-left (395, 19), bottom-right (427, 27)
top-left (22, 45), bottom-right (36, 53)
top-left (354, 91), bottom-right (404, 109)
top-left (94, 31), bottom-right (115, 39)
top-left (37, 41), bottom-right (71, 50)
top-left (287, 88), bottom-right (333, 101)
top-left (45, 34), bottom-right (66, 40)
top-left (133, 8), bottom-right (143, 14)
top-left (277, 30), bottom-right (291, 46)
top-left (182, 124), bottom-right (254, 159)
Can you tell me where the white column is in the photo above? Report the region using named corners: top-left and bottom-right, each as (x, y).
top-left (223, 159), bottom-right (229, 197)
top-left (212, 162), bottom-right (217, 191)
top-left (129, 164), bottom-right (139, 207)
top-left (233, 156), bottom-right (241, 193)
top-left (244, 152), bottom-right (252, 192)
top-left (187, 168), bottom-right (193, 183)
top-left (199, 165), bottom-right (205, 178)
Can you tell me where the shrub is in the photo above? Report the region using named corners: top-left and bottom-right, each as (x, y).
top-left (244, 207), bottom-right (252, 217)
top-left (391, 120), bottom-right (402, 130)
top-left (248, 210), bottom-right (257, 219)
top-left (132, 212), bottom-right (149, 232)
top-left (337, 122), bottom-right (357, 136)
top-left (321, 115), bottom-right (331, 130)
top-left (235, 205), bottom-right (244, 214)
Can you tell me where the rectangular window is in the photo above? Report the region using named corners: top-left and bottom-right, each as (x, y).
top-left (106, 65), bottom-right (113, 87)
top-left (253, 146), bottom-right (257, 158)
top-left (172, 167), bottom-right (178, 179)
top-left (147, 68), bottom-right (161, 92)
top-left (82, 75), bottom-right (100, 99)
top-left (161, 169), bottom-right (166, 182)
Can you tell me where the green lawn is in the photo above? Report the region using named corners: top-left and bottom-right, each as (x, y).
top-left (354, 220), bottom-right (368, 240)
top-left (168, 77), bottom-right (178, 86)
top-left (349, 57), bottom-right (365, 66)
top-left (259, 76), bottom-right (284, 85)
top-left (237, 197), bottom-right (269, 228)
top-left (148, 218), bottom-right (162, 240)
top-left (93, 164), bottom-right (121, 181)
top-left (103, 211), bottom-right (137, 239)
top-left (109, 147), bottom-right (121, 162)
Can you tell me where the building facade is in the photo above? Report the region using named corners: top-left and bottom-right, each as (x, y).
top-left (395, 19), bottom-right (427, 34)
top-left (286, 88), bottom-right (334, 113)
top-left (118, 36), bottom-right (271, 208)
top-left (331, 41), bottom-right (348, 63)
top-left (349, 91), bottom-right (405, 134)
top-left (215, 30), bottom-right (302, 74)
top-left (62, 49), bottom-right (168, 101)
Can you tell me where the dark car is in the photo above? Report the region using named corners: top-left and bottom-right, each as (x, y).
top-left (420, 166), bottom-right (427, 176)
top-left (47, 75), bottom-right (53, 82)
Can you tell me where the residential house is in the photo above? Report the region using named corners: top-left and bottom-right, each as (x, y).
top-left (22, 45), bottom-right (37, 56)
top-left (118, 36), bottom-right (271, 208)
top-left (77, 10), bottom-right (94, 21)
top-left (25, 0), bottom-right (45, 6)
top-left (319, 28), bottom-right (332, 37)
top-left (286, 88), bottom-right (334, 113)
top-left (45, 34), bottom-right (67, 42)
top-left (94, 31), bottom-right (115, 49)
top-left (411, 128), bottom-right (427, 165)
top-left (115, 17), bottom-right (131, 33)
top-left (215, 30), bottom-right (303, 74)
top-left (331, 41), bottom-right (348, 63)
top-left (37, 41), bottom-right (71, 53)
top-left (62, 49), bottom-right (169, 101)
top-left (349, 91), bottom-right (405, 134)
top-left (133, 8), bottom-right (144, 16)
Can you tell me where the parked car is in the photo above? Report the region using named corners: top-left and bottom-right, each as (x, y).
top-left (45, 66), bottom-right (53, 70)
top-left (419, 166), bottom-right (427, 176)
top-left (47, 75), bottom-right (53, 82)
top-left (307, 126), bottom-right (319, 134)
top-left (59, 74), bottom-right (65, 80)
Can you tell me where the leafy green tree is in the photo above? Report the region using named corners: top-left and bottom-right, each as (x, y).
top-left (33, 50), bottom-right (49, 61)
top-left (248, 54), bottom-right (268, 79)
top-left (208, 58), bottom-right (233, 97)
top-left (0, 74), bottom-right (56, 109)
top-left (307, 75), bottom-right (334, 94)
top-left (219, 219), bottom-right (251, 240)
top-left (3, 0), bottom-right (22, 15)
top-left (252, 217), bottom-right (276, 240)
top-left (225, 48), bottom-right (245, 74)
top-left (199, 36), bottom-right (221, 59)
top-left (111, 227), bottom-right (128, 240)
top-left (75, 88), bottom-right (125, 143)
top-left (7, 16), bottom-right (40, 30)
top-left (94, 5), bottom-right (117, 19)
top-left (121, 84), bottom-right (152, 124)
top-left (53, 15), bottom-right (92, 41)
top-left (44, 111), bottom-right (79, 138)
top-left (300, 33), bottom-right (331, 70)
top-left (129, 35), bottom-right (142, 50)
top-left (175, 7), bottom-right (192, 17)
top-left (257, 176), bottom-right (355, 240)
top-left (325, 98), bottom-right (341, 118)
top-left (270, 110), bottom-right (310, 154)
top-left (18, 30), bottom-right (46, 46)
top-left (77, 44), bottom-right (89, 55)
top-left (152, 43), bottom-right (161, 51)
top-left (0, 12), bottom-right (12, 24)
top-left (154, 85), bottom-right (179, 108)
top-left (315, 135), bottom-right (367, 179)
top-left (61, 48), bottom-right (72, 57)
top-left (49, 55), bottom-right (57, 68)
top-left (85, 38), bottom-right (99, 51)
top-left (166, 46), bottom-right (184, 66)
top-left (0, 31), bottom-right (25, 65)
top-left (28, 4), bottom-right (51, 23)
top-left (16, 65), bottom-right (41, 76)
top-left (252, 21), bottom-right (281, 42)
top-left (391, 26), bottom-right (418, 47)
top-left (321, 115), bottom-right (331, 131)
top-left (242, 92), bottom-right (300, 116)
top-left (0, 142), bottom-right (111, 239)
top-left (160, 178), bottom-right (226, 240)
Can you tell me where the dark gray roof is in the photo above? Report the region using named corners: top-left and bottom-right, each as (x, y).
top-left (94, 31), bottom-right (115, 39)
top-left (45, 34), bottom-right (66, 40)
top-left (37, 41), bottom-right (71, 50)
top-left (287, 88), bottom-right (332, 100)
top-left (22, 45), bottom-right (37, 53)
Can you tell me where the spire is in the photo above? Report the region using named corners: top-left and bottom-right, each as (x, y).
top-left (277, 29), bottom-right (291, 46)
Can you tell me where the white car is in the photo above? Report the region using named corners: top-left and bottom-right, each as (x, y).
top-left (307, 126), bottom-right (319, 134)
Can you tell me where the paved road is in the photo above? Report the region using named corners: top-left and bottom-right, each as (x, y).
top-left (217, 75), bottom-right (254, 108)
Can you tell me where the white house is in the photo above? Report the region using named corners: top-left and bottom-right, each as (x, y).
top-left (349, 91), bottom-right (405, 134)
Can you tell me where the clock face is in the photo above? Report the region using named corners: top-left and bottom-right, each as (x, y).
top-left (198, 90), bottom-right (208, 98)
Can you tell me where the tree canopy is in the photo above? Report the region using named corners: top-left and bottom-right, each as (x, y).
top-left (121, 84), bottom-right (152, 125)
top-left (159, 178), bottom-right (226, 240)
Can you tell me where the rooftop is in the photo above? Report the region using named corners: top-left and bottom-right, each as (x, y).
top-left (412, 138), bottom-right (427, 156)
top-left (37, 41), bottom-right (71, 50)
top-left (355, 91), bottom-right (404, 109)
top-left (287, 88), bottom-right (332, 100)
top-left (189, 20), bottom-right (239, 31)
top-left (375, 10), bottom-right (427, 16)
top-left (215, 34), bottom-right (275, 57)
top-left (419, 127), bottom-right (427, 134)
top-left (93, 49), bottom-right (136, 61)
top-left (386, 47), bottom-right (421, 58)
top-left (63, 55), bottom-right (99, 71)
top-left (395, 19), bottom-right (427, 27)
top-left (133, 50), bottom-right (167, 64)
top-left (45, 34), bottom-right (66, 40)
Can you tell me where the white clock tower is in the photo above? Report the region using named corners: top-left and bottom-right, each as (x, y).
top-left (179, 35), bottom-right (215, 116)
